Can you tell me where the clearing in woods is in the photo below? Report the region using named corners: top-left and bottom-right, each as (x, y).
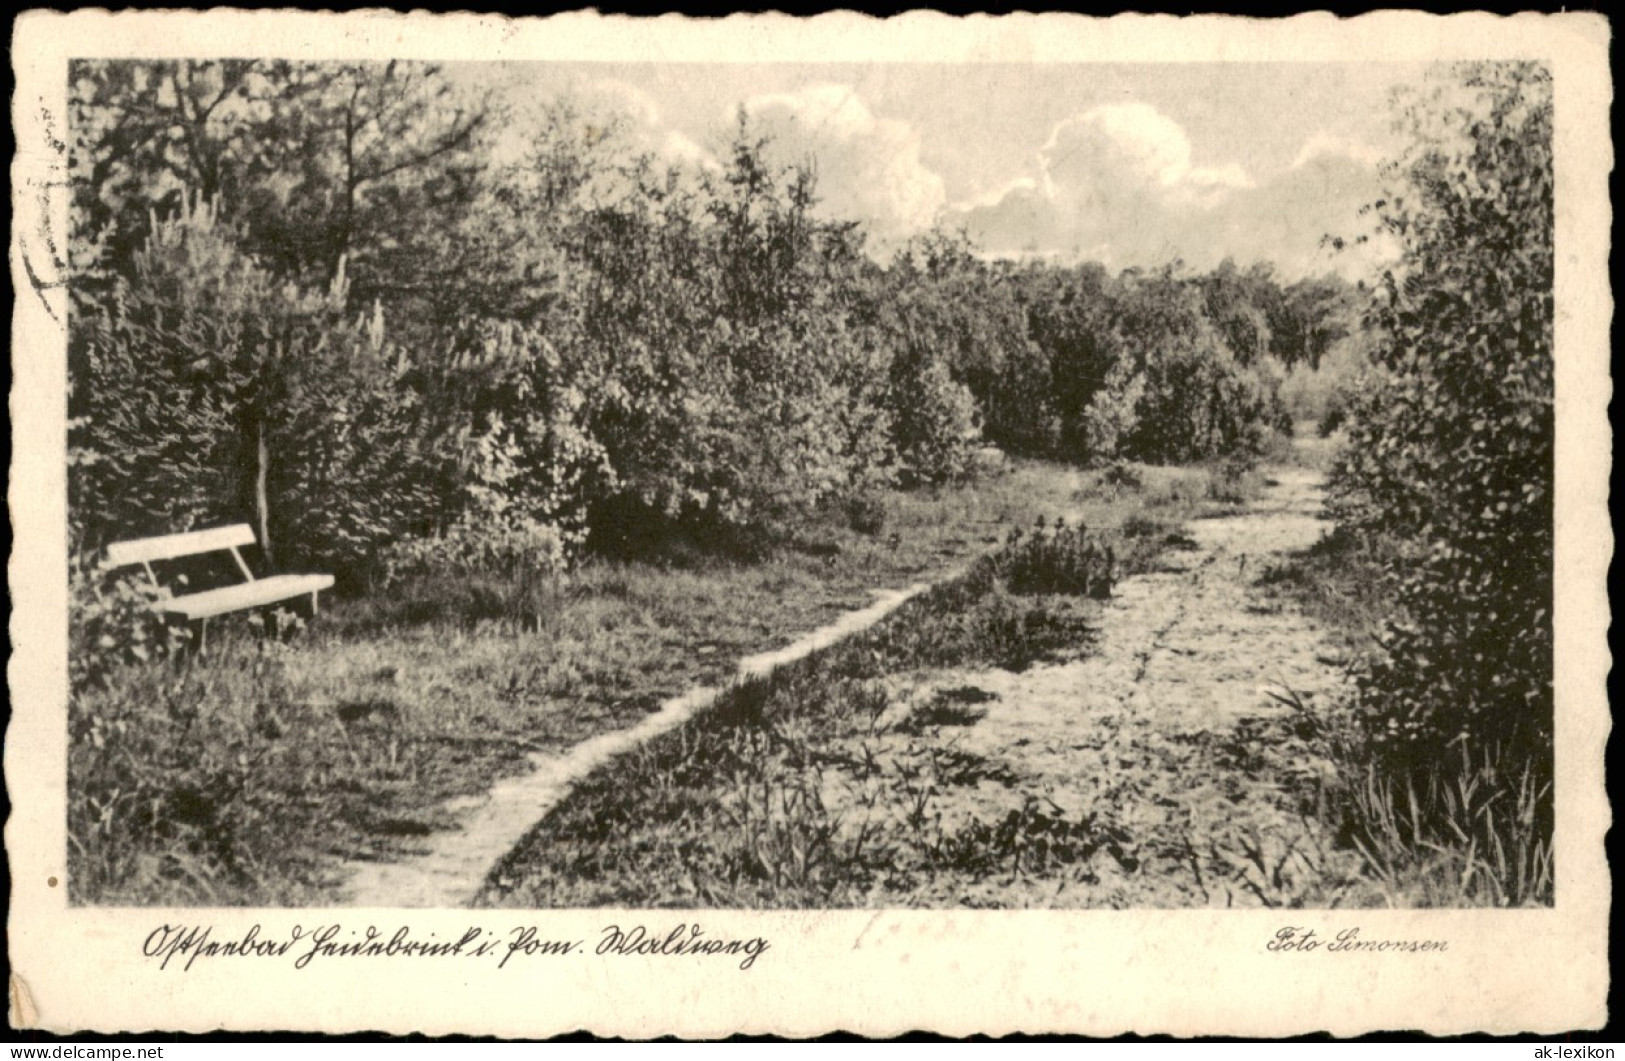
top-left (467, 439), bottom-right (1362, 908)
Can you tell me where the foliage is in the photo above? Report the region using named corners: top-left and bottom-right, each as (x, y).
top-left (539, 129), bottom-right (898, 543)
top-left (68, 59), bottom-right (495, 327)
top-left (1076, 361), bottom-right (1144, 464)
top-left (1292, 63), bottom-right (1558, 907)
top-left (1002, 525), bottom-right (1115, 598)
top-left (842, 494), bottom-right (887, 537)
top-left (69, 197), bottom-right (436, 582)
top-left (1119, 322), bottom-right (1288, 465)
top-left (69, 64), bottom-right (1332, 583)
top-left (1018, 262), bottom-right (1118, 458)
top-left (1328, 62), bottom-right (1554, 773)
top-left (1011, 259), bottom-right (1314, 466)
top-left (1268, 686), bottom-right (1552, 907)
top-left (68, 559), bottom-right (187, 693)
top-left (381, 520), bottom-right (568, 634)
top-left (884, 234), bottom-right (1052, 458)
top-left (886, 353), bottom-right (981, 487)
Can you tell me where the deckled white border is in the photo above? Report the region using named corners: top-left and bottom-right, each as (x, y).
top-left (8, 10), bottom-right (1612, 1037)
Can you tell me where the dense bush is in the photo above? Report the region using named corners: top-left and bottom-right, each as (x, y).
top-left (1329, 63), bottom-right (1553, 766)
top-left (1320, 63), bottom-right (1554, 903)
top-left (1120, 328), bottom-right (1288, 464)
top-left (887, 354), bottom-right (980, 487)
top-left (883, 236), bottom-right (1055, 459)
top-left (69, 199), bottom-right (439, 583)
top-left (1012, 260), bottom-right (1309, 467)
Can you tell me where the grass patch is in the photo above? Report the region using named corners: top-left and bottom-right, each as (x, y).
top-left (1254, 524), bottom-right (1389, 662)
top-left (68, 459), bottom-right (1112, 905)
top-left (1263, 688), bottom-right (1552, 908)
top-left (475, 561), bottom-right (1114, 908)
top-left (472, 471), bottom-right (1240, 908)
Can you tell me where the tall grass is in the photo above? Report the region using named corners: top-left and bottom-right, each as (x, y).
top-left (1270, 686), bottom-right (1553, 907)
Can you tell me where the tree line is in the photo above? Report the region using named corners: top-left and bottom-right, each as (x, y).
top-left (68, 59), bottom-right (1349, 585)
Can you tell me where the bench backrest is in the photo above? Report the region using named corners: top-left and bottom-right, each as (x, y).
top-left (106, 524), bottom-right (258, 581)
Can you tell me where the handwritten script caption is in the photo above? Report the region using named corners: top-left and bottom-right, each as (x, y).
top-left (144, 922), bottom-right (769, 972)
top-left (1267, 926), bottom-right (1449, 954)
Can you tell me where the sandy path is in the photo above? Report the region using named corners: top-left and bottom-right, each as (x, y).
top-left (884, 463), bottom-right (1356, 907)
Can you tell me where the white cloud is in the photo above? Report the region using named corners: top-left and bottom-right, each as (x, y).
top-left (658, 129), bottom-right (722, 174)
top-left (951, 175), bottom-right (1040, 213)
top-left (953, 103), bottom-right (1391, 279)
top-left (1290, 132), bottom-right (1386, 171)
top-left (589, 78), bottom-right (662, 130)
top-left (580, 80), bottom-right (724, 173)
top-left (740, 84), bottom-right (948, 245)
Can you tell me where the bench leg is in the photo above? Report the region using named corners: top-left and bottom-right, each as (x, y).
top-left (311, 589), bottom-right (320, 617)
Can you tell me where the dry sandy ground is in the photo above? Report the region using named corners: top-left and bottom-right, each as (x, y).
top-left (845, 462), bottom-right (1364, 907)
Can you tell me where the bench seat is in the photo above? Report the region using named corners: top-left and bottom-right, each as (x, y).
top-left (160, 573), bottom-right (335, 621)
top-left (106, 524), bottom-right (335, 649)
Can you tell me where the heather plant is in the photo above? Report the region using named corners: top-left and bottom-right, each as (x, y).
top-left (1003, 526), bottom-right (1115, 599)
top-left (67, 636), bottom-right (332, 904)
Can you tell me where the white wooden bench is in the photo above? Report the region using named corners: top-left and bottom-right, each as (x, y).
top-left (105, 524), bottom-right (334, 650)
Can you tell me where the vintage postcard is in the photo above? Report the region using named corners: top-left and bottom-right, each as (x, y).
top-left (8, 9), bottom-right (1612, 1038)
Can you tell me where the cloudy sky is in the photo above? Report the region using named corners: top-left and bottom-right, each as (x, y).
top-left (467, 62), bottom-right (1433, 279)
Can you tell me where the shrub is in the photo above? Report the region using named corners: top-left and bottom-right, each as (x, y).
top-left (69, 557), bottom-right (187, 693)
top-left (1123, 330), bottom-right (1287, 464)
top-left (1320, 63), bottom-right (1554, 904)
top-left (1078, 362), bottom-right (1144, 465)
top-left (1328, 63), bottom-right (1553, 770)
top-left (843, 494), bottom-right (887, 537)
top-left (1102, 461), bottom-right (1144, 490)
top-left (1003, 527), bottom-right (1115, 599)
top-left (888, 355), bottom-right (981, 487)
top-left (69, 198), bottom-right (440, 582)
top-left (381, 514), bottom-right (570, 629)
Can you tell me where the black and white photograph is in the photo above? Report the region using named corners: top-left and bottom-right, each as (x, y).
top-left (8, 9), bottom-right (1611, 1038)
